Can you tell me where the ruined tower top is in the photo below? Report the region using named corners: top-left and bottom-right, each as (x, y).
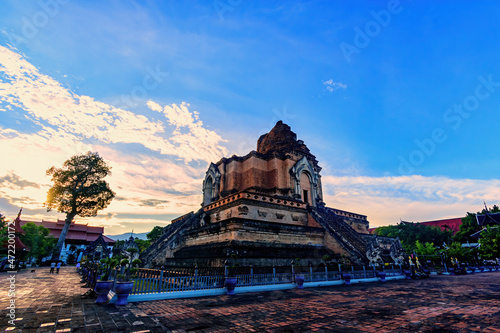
top-left (257, 121), bottom-right (319, 169)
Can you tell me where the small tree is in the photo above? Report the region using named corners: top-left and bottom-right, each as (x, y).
top-left (415, 241), bottom-right (437, 256)
top-left (134, 239), bottom-right (151, 252)
top-left (444, 242), bottom-right (476, 263)
top-left (126, 247), bottom-right (138, 259)
top-left (45, 152), bottom-right (115, 261)
top-left (0, 213), bottom-right (8, 247)
top-left (146, 226), bottom-right (164, 242)
top-left (479, 227), bottom-right (500, 260)
top-left (20, 222), bottom-right (57, 263)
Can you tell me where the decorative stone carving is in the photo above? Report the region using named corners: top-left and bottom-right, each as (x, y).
top-left (238, 206), bottom-right (249, 216)
top-left (276, 213), bottom-right (284, 219)
top-left (257, 210), bottom-right (267, 217)
top-left (226, 211), bottom-right (232, 218)
top-left (291, 214), bottom-right (299, 221)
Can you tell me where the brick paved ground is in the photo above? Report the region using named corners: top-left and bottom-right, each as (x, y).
top-left (1, 267), bottom-right (499, 332)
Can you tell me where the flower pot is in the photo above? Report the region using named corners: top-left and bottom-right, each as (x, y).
top-left (115, 281), bottom-right (134, 306)
top-left (295, 274), bottom-right (305, 289)
top-left (470, 267), bottom-right (476, 274)
top-left (479, 267), bottom-right (484, 272)
top-left (403, 270), bottom-right (412, 279)
top-left (448, 267), bottom-right (455, 275)
top-left (422, 269), bottom-right (430, 276)
top-left (378, 271), bottom-right (386, 282)
top-left (225, 277), bottom-right (237, 295)
top-left (94, 280), bottom-right (113, 304)
top-left (495, 266), bottom-right (499, 271)
top-left (342, 273), bottom-right (351, 285)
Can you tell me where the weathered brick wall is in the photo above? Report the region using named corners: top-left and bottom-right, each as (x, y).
top-left (218, 155), bottom-right (297, 196)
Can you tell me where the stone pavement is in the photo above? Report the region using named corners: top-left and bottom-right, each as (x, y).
top-left (1, 267), bottom-right (499, 332)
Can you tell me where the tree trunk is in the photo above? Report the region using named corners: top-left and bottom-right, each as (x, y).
top-left (51, 213), bottom-right (75, 261)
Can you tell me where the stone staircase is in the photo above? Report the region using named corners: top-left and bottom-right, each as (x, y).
top-left (309, 205), bottom-right (369, 264)
top-left (140, 209), bottom-right (203, 267)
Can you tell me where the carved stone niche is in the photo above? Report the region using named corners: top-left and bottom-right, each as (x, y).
top-left (291, 214), bottom-right (299, 221)
top-left (238, 206), bottom-right (249, 216)
top-left (276, 213), bottom-right (285, 220)
top-left (226, 210), bottom-right (232, 218)
top-left (257, 210), bottom-right (267, 217)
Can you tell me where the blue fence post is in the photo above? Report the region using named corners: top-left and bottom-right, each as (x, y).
top-left (194, 266), bottom-right (198, 291)
top-left (158, 269), bottom-right (163, 293)
top-left (325, 265), bottom-right (328, 281)
top-left (250, 265), bottom-right (254, 286)
top-left (273, 266), bottom-right (276, 284)
top-left (363, 266), bottom-right (367, 279)
top-left (309, 264), bottom-right (313, 282)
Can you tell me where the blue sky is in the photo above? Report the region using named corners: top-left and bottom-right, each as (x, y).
top-left (1, 0), bottom-right (499, 234)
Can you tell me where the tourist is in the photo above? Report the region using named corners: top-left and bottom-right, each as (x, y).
top-left (56, 261), bottom-right (62, 274)
top-left (76, 262), bottom-right (81, 272)
top-left (50, 261), bottom-right (55, 274)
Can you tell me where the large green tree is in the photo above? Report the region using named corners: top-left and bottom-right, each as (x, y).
top-left (45, 152), bottom-right (115, 261)
top-left (20, 222), bottom-right (57, 263)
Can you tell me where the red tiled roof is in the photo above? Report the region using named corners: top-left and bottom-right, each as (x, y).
top-left (417, 218), bottom-right (462, 234)
top-left (19, 219), bottom-right (116, 244)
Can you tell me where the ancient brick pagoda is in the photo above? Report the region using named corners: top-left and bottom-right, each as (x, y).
top-left (141, 121), bottom-right (403, 268)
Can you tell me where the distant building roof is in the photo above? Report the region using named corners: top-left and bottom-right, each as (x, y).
top-left (471, 226), bottom-right (498, 238)
top-left (416, 217), bottom-right (462, 234)
top-left (19, 219), bottom-right (116, 244)
top-left (369, 217), bottom-right (463, 235)
top-left (476, 212), bottom-right (500, 226)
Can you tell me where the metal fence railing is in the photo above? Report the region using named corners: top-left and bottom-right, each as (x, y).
top-left (129, 265), bottom-right (405, 295)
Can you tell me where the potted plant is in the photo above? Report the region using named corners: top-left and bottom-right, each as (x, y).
top-left (292, 258), bottom-right (305, 289)
top-left (224, 253), bottom-right (238, 295)
top-left (403, 267), bottom-right (412, 279)
top-left (114, 257), bottom-right (141, 306)
top-left (377, 264), bottom-right (387, 282)
top-left (340, 256), bottom-right (352, 285)
top-left (95, 258), bottom-right (118, 304)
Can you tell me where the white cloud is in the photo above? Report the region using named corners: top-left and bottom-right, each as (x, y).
top-left (0, 46), bottom-right (226, 227)
top-left (322, 175), bottom-right (500, 228)
top-left (323, 79), bottom-right (347, 92)
top-left (146, 101), bottom-right (228, 163)
top-left (0, 46), bottom-right (227, 163)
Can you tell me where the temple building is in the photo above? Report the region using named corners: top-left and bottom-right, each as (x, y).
top-left (18, 218), bottom-right (115, 263)
top-left (141, 121), bottom-right (403, 268)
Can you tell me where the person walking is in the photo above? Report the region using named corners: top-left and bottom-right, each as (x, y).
top-left (50, 261), bottom-right (55, 274)
top-left (76, 262), bottom-right (81, 272)
top-left (56, 261), bottom-right (62, 274)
